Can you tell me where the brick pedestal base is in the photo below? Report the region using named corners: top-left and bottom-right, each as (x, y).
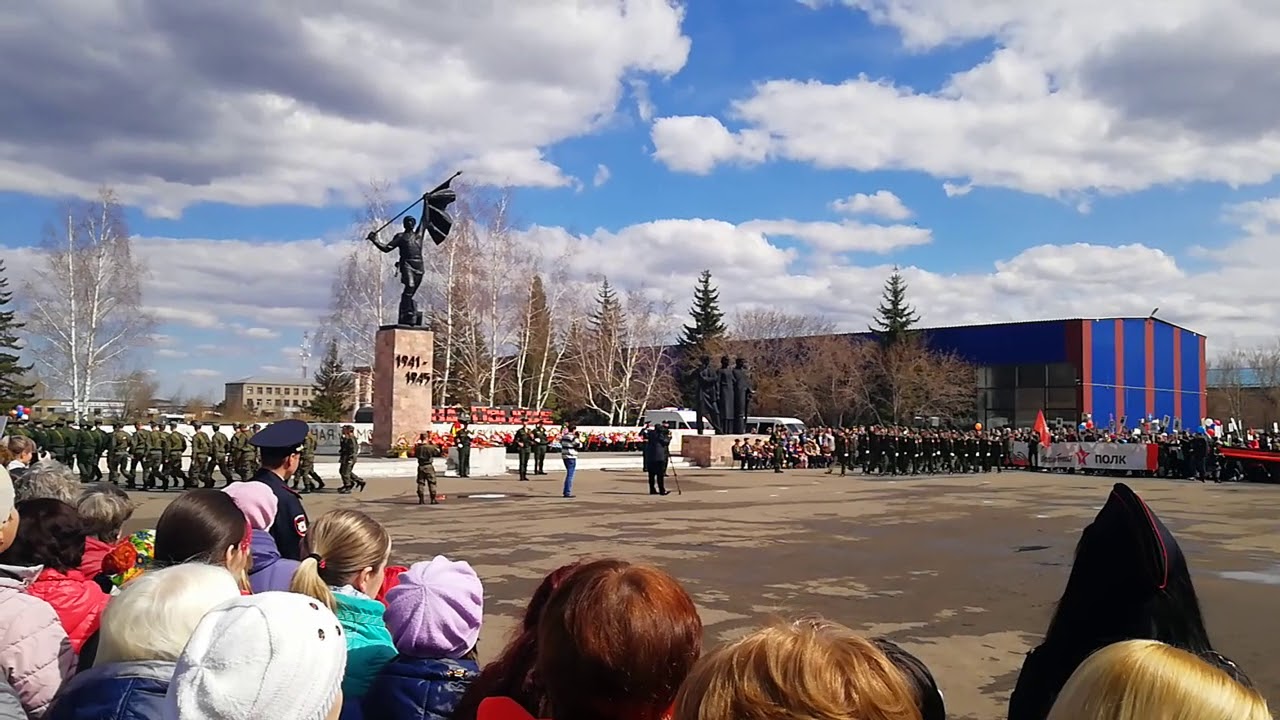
top-left (371, 326), bottom-right (434, 456)
top-left (680, 433), bottom-right (764, 468)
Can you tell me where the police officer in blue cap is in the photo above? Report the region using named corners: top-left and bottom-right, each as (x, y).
top-left (247, 419), bottom-right (311, 561)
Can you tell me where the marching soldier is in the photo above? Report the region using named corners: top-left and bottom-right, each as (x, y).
top-left (91, 420), bottom-right (110, 482)
top-left (532, 423), bottom-right (549, 475)
top-left (454, 423), bottom-right (472, 478)
top-left (414, 433), bottom-right (443, 505)
top-left (46, 419), bottom-right (67, 467)
top-left (190, 421), bottom-right (212, 488)
top-left (128, 420), bottom-right (149, 488)
top-left (230, 423), bottom-right (251, 481)
top-left (75, 421), bottom-right (98, 483)
top-left (246, 420), bottom-right (311, 561)
top-left (108, 422), bottom-right (131, 485)
top-left (338, 424), bottom-right (366, 494)
top-left (514, 424), bottom-right (531, 481)
top-left (165, 422), bottom-right (189, 488)
top-left (250, 424), bottom-right (262, 470)
top-left (146, 421), bottom-right (166, 489)
top-left (295, 427), bottom-right (324, 493)
top-left (210, 423), bottom-right (233, 485)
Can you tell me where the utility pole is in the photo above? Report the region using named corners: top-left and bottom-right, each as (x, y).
top-left (299, 332), bottom-right (312, 380)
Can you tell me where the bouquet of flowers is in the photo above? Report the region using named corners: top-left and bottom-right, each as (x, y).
top-left (101, 529), bottom-right (156, 588)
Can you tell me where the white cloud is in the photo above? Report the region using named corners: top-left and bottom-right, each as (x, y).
top-left (650, 116), bottom-right (771, 174)
top-left (630, 79), bottom-right (655, 122)
top-left (235, 326), bottom-right (281, 340)
top-left (149, 333), bottom-right (175, 346)
top-left (942, 182), bottom-right (973, 197)
top-left (183, 368), bottom-right (221, 378)
top-left (741, 219), bottom-right (930, 254)
top-left (0, 1), bottom-right (691, 216)
top-left (155, 348), bottom-right (188, 359)
top-left (653, 1), bottom-right (1280, 200)
top-left (831, 190), bottom-right (913, 220)
top-left (593, 164), bottom-right (612, 188)
top-left (258, 365), bottom-right (293, 375)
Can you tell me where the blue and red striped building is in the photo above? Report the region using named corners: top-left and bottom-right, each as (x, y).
top-left (906, 317), bottom-right (1206, 429)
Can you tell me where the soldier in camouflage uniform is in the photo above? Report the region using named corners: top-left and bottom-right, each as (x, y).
top-left (230, 423), bottom-right (251, 481)
top-left (210, 423), bottom-right (233, 485)
top-left (249, 424), bottom-right (262, 469)
top-left (92, 420), bottom-right (111, 482)
top-left (190, 421), bottom-right (212, 488)
top-left (338, 425), bottom-right (365, 494)
top-left (75, 421), bottom-right (98, 483)
top-left (108, 423), bottom-right (131, 485)
top-left (46, 419), bottom-right (68, 467)
top-left (128, 420), bottom-right (149, 488)
top-left (146, 421), bottom-right (166, 490)
top-left (414, 433), bottom-right (442, 505)
top-left (294, 427), bottom-right (324, 493)
top-left (164, 422), bottom-right (189, 488)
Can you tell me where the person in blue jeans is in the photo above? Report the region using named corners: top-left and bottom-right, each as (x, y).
top-left (559, 425), bottom-right (581, 498)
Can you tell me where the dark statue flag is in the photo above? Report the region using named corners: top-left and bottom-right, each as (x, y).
top-left (424, 174), bottom-right (459, 246)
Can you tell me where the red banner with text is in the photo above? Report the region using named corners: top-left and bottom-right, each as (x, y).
top-left (432, 406), bottom-right (554, 425)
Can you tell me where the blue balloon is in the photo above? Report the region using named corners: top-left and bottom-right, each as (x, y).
top-left (1078, 423), bottom-right (1087, 431)
top-left (1195, 426), bottom-right (1205, 434)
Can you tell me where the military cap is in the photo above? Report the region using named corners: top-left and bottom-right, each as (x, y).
top-left (1077, 482), bottom-right (1181, 597)
top-left (249, 419), bottom-right (309, 453)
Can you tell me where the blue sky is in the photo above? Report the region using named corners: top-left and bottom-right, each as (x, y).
top-left (2, 0), bottom-right (1278, 400)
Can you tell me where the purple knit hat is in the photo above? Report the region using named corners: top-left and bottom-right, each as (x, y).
top-left (384, 556), bottom-right (483, 659)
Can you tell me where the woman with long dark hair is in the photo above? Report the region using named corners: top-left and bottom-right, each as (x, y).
top-left (452, 561), bottom-right (585, 720)
top-left (153, 489), bottom-right (252, 592)
top-left (1007, 483), bottom-right (1225, 720)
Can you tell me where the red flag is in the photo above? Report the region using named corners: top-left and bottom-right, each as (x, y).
top-left (1034, 410), bottom-right (1051, 448)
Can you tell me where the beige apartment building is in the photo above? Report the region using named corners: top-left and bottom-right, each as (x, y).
top-left (224, 377), bottom-right (314, 414)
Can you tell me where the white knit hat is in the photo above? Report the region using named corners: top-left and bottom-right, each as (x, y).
top-left (163, 592), bottom-right (347, 720)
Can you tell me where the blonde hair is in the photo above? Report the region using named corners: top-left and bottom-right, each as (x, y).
top-left (98, 564), bottom-right (241, 664)
top-left (289, 509), bottom-right (390, 611)
top-left (1047, 640), bottom-right (1270, 720)
top-left (674, 618), bottom-right (922, 720)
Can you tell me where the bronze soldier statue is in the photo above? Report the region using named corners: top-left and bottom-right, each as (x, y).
top-left (366, 172), bottom-right (460, 327)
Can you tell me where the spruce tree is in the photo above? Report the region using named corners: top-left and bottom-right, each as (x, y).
top-left (871, 267), bottom-right (920, 345)
top-left (0, 260), bottom-right (35, 410)
top-left (309, 340), bottom-right (355, 422)
top-left (677, 270), bottom-right (727, 349)
top-left (520, 274), bottom-right (554, 405)
top-left (589, 278), bottom-right (623, 337)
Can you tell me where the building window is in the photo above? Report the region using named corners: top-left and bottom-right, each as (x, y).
top-left (1047, 362), bottom-right (1076, 387)
top-left (990, 365), bottom-right (1016, 389)
top-left (1016, 364), bottom-right (1046, 388)
top-left (1016, 388), bottom-right (1046, 414)
top-left (1046, 387), bottom-right (1076, 409)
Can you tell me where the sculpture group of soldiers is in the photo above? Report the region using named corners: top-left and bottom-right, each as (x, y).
top-left (5, 418), bottom-right (332, 493)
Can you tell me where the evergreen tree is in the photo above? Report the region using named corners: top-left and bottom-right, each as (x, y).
top-left (871, 267), bottom-right (920, 345)
top-left (0, 260), bottom-right (36, 410)
top-left (677, 270), bottom-right (727, 349)
top-left (310, 340), bottom-right (355, 422)
top-left (519, 274), bottom-right (554, 406)
top-left (589, 278), bottom-right (623, 337)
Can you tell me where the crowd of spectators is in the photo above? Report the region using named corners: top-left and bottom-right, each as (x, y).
top-left (0, 454), bottom-right (1271, 720)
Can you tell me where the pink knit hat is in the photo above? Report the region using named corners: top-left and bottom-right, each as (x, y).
top-left (222, 482), bottom-right (278, 531)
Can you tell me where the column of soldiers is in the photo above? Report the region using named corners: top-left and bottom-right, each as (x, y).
top-left (4, 417), bottom-right (334, 492)
top-left (825, 427), bottom-right (1013, 476)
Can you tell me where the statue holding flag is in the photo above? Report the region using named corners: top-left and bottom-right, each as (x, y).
top-left (367, 172), bottom-right (462, 327)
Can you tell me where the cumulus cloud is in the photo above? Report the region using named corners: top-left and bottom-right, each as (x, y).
top-left (183, 368), bottom-right (221, 378)
top-left (830, 191), bottom-right (913, 220)
top-left (654, 0), bottom-right (1280, 199)
top-left (593, 164), bottom-right (612, 188)
top-left (0, 0), bottom-right (691, 216)
top-left (155, 348), bottom-right (189, 359)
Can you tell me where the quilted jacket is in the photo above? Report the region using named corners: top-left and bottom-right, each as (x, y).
top-left (46, 659), bottom-right (173, 720)
top-left (26, 568), bottom-right (110, 654)
top-left (364, 656), bottom-right (479, 720)
top-left (0, 564), bottom-right (75, 718)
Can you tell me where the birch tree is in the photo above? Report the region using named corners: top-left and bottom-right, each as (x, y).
top-left (23, 188), bottom-right (154, 419)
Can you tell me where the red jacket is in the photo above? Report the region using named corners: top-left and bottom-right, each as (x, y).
top-left (80, 537), bottom-right (116, 578)
top-left (26, 568), bottom-right (110, 653)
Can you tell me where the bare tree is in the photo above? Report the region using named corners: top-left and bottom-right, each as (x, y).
top-left (185, 394), bottom-right (212, 419)
top-left (873, 339), bottom-right (975, 425)
top-left (1208, 347), bottom-right (1250, 425)
top-left (729, 309), bottom-right (835, 340)
top-left (322, 181), bottom-right (399, 368)
top-left (115, 369), bottom-right (158, 420)
top-left (23, 188), bottom-right (155, 419)
top-left (466, 189), bottom-right (529, 405)
top-left (1244, 341), bottom-right (1280, 425)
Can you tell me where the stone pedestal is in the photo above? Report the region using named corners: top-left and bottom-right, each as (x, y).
top-left (372, 326), bottom-right (434, 456)
top-left (680, 433), bottom-right (762, 468)
top-left (445, 446), bottom-right (507, 477)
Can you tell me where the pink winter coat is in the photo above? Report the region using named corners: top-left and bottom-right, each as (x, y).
top-left (0, 564), bottom-right (75, 718)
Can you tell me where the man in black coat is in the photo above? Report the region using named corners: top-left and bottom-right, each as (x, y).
top-left (646, 422), bottom-right (672, 496)
top-left (247, 419), bottom-right (311, 561)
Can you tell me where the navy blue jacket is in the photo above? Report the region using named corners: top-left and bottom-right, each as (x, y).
top-left (249, 467), bottom-right (309, 560)
top-left (47, 660), bottom-right (173, 720)
top-left (363, 656), bottom-right (479, 720)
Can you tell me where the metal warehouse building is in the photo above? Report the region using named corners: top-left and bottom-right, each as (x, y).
top-left (903, 317), bottom-right (1207, 429)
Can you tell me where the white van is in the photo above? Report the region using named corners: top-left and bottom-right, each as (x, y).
top-left (643, 408), bottom-right (717, 433)
top-left (744, 416), bottom-right (807, 435)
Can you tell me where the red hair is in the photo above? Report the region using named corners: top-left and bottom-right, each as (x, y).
top-left (453, 561), bottom-right (588, 720)
top-left (536, 559), bottom-right (702, 720)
